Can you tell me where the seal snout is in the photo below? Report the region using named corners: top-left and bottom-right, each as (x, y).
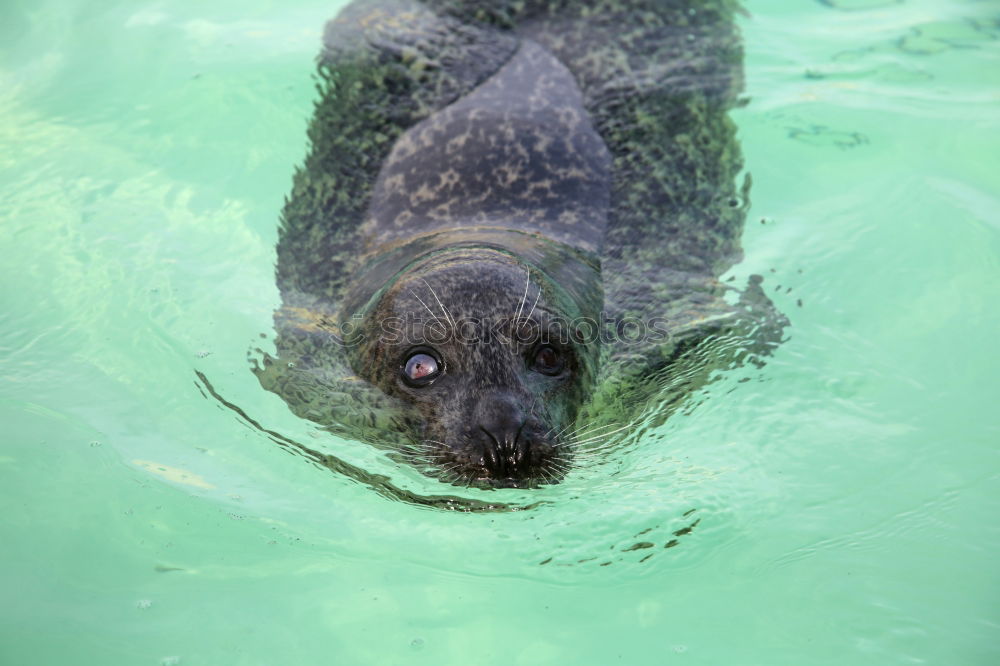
top-left (474, 392), bottom-right (534, 481)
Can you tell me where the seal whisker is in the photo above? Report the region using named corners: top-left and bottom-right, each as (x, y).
top-left (561, 418), bottom-right (613, 437)
top-left (573, 424), bottom-right (632, 444)
top-left (548, 465), bottom-right (568, 481)
top-left (408, 440), bottom-right (453, 466)
top-left (399, 446), bottom-right (430, 459)
top-left (547, 459), bottom-right (570, 480)
top-left (552, 420), bottom-right (580, 440)
top-left (423, 452), bottom-right (453, 465)
top-left (566, 436), bottom-right (617, 454)
top-left (564, 421), bottom-right (621, 440)
top-left (421, 278), bottom-right (457, 330)
top-left (557, 420), bottom-right (617, 443)
top-left (409, 289), bottom-right (446, 331)
top-left (535, 462), bottom-right (555, 483)
top-left (513, 271), bottom-right (531, 325)
top-left (550, 434), bottom-right (575, 451)
top-left (398, 447), bottom-right (432, 461)
top-left (546, 455), bottom-right (569, 472)
top-left (523, 282), bottom-right (542, 325)
top-left (543, 421), bottom-right (566, 439)
top-left (439, 463), bottom-right (464, 477)
top-left (572, 424), bottom-right (632, 447)
top-left (571, 443), bottom-right (623, 463)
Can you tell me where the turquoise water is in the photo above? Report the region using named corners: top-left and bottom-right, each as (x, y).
top-left (2, 0), bottom-right (999, 663)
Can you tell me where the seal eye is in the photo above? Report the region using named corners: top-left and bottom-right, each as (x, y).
top-left (402, 351), bottom-right (441, 387)
top-left (532, 345), bottom-right (564, 376)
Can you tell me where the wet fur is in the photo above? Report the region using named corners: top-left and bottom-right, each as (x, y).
top-left (255, 0), bottom-right (785, 487)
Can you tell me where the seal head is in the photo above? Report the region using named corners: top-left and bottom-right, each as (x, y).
top-left (348, 245), bottom-right (599, 487)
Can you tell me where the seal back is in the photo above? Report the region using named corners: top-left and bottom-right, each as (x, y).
top-left (364, 39), bottom-right (611, 256)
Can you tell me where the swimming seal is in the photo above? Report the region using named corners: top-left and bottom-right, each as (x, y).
top-left (255, 0), bottom-right (785, 488)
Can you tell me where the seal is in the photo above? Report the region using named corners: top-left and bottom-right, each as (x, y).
top-left (255, 0), bottom-right (785, 488)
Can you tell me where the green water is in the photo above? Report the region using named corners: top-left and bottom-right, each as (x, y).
top-left (2, 0), bottom-right (998, 663)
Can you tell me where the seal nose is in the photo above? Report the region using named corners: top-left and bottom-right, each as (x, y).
top-left (474, 393), bottom-right (529, 479)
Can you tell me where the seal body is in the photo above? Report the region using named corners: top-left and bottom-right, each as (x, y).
top-left (257, 0), bottom-right (784, 488)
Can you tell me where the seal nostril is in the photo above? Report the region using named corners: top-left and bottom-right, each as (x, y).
top-left (479, 430), bottom-right (535, 480)
top-left (512, 437), bottom-right (529, 469)
top-left (481, 429), bottom-right (503, 476)
top-left (479, 428), bottom-right (531, 478)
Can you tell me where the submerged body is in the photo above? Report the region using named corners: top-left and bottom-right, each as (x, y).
top-left (257, 0), bottom-right (784, 487)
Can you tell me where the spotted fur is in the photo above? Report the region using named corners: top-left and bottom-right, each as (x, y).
top-left (255, 0), bottom-right (785, 487)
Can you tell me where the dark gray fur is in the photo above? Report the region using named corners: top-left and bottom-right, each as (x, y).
top-left (255, 0), bottom-right (785, 488)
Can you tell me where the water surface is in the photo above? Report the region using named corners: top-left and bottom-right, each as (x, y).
top-left (2, 0), bottom-right (998, 663)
